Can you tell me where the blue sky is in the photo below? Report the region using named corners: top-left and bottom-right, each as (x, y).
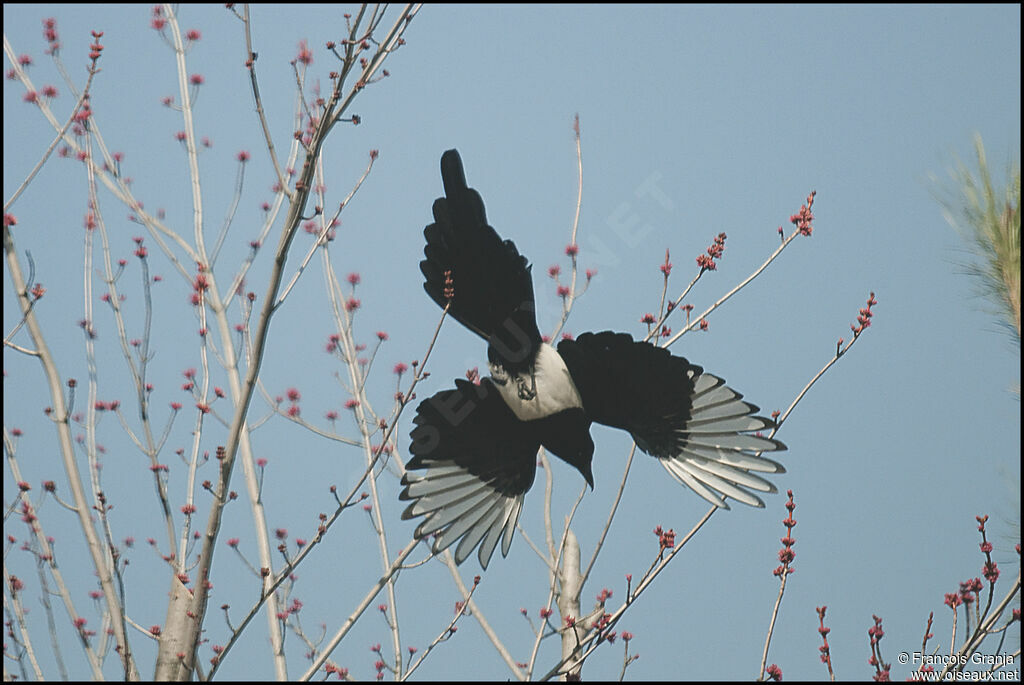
top-left (3, 4), bottom-right (1020, 681)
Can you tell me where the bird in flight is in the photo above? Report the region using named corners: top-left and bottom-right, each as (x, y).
top-left (400, 149), bottom-right (785, 568)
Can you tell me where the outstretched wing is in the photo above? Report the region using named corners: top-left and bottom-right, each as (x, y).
top-left (400, 378), bottom-right (539, 568)
top-left (557, 331), bottom-right (786, 509)
top-left (420, 149), bottom-right (541, 374)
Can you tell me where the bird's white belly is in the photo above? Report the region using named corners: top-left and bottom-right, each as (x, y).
top-left (489, 343), bottom-right (583, 422)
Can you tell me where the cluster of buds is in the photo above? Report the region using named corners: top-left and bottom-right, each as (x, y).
top-left (295, 39), bottom-right (313, 66)
top-left (88, 30), bottom-right (103, 66)
top-left (43, 17), bottom-right (60, 55)
top-left (443, 269), bottom-right (454, 301)
top-left (790, 191), bottom-right (816, 236)
top-left (867, 614), bottom-right (891, 679)
top-left (976, 514), bottom-right (1000, 584)
top-left (773, 490), bottom-right (796, 576)
top-left (653, 525), bottom-right (675, 553)
top-left (954, 577), bottom-right (983, 607)
top-left (150, 6), bottom-right (167, 31)
top-left (695, 232), bottom-right (726, 271)
top-left (852, 292), bottom-right (877, 336)
top-left (324, 663), bottom-right (349, 679)
top-left (816, 606), bottom-right (833, 673)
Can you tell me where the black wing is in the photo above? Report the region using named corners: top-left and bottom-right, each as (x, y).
top-left (557, 331), bottom-right (786, 509)
top-left (400, 378), bottom-right (539, 568)
top-left (421, 149), bottom-right (541, 374)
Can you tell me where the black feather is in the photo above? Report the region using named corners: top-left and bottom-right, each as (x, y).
top-left (420, 150), bottom-right (541, 373)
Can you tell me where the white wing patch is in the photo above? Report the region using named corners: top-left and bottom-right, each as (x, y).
top-left (660, 372), bottom-right (785, 509)
top-left (402, 460), bottom-right (524, 568)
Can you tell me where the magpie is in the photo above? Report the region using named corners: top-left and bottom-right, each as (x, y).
top-left (400, 149), bottom-right (786, 568)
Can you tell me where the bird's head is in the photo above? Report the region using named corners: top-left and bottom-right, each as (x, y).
top-left (538, 409), bottom-right (595, 489)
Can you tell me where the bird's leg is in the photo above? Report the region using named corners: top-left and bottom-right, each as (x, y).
top-left (515, 370), bottom-right (537, 401)
top-left (489, 363), bottom-right (509, 387)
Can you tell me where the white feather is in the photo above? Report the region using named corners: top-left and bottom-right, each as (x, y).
top-left (660, 370), bottom-right (784, 508)
top-left (489, 343), bottom-right (582, 421)
top-left (407, 461), bottom-right (525, 567)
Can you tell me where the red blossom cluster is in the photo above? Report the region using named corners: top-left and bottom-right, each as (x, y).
top-left (695, 232), bottom-right (726, 271)
top-left (852, 292), bottom-right (877, 336)
top-left (295, 39), bottom-right (313, 66)
top-left (955, 577), bottom-right (983, 607)
top-left (653, 525), bottom-right (675, 552)
top-left (790, 191), bottom-right (816, 236)
top-left (43, 17), bottom-right (60, 55)
top-left (150, 6), bottom-right (166, 31)
top-left (88, 30), bottom-right (103, 65)
top-left (867, 614), bottom-right (890, 681)
top-left (324, 662), bottom-right (349, 679)
top-left (773, 490), bottom-right (796, 576)
top-left (325, 333), bottom-right (341, 353)
top-left (443, 269), bottom-right (454, 301)
top-left (190, 269), bottom-right (210, 306)
top-left (134, 236), bottom-right (148, 259)
top-left (817, 606), bottom-right (833, 674)
top-left (976, 515), bottom-right (1000, 584)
